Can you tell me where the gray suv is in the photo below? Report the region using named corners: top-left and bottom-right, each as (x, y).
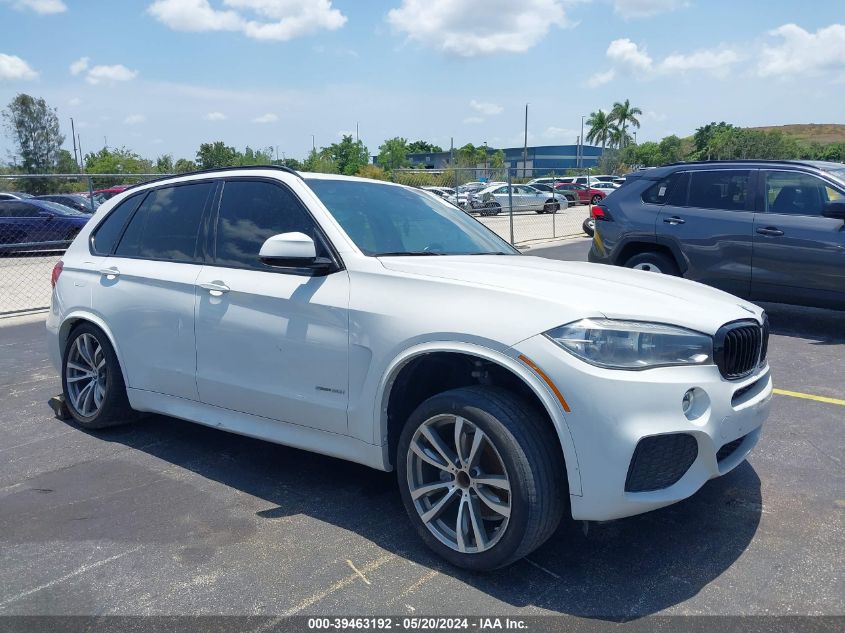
top-left (588, 160), bottom-right (845, 310)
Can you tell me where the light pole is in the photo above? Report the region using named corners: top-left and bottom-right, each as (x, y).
top-left (579, 115), bottom-right (585, 169)
top-left (311, 134), bottom-right (316, 152)
top-left (633, 131), bottom-right (638, 145)
top-left (523, 103), bottom-right (529, 179)
top-left (483, 141), bottom-right (488, 178)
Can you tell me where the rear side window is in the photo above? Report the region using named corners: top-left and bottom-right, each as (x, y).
top-left (91, 194), bottom-right (145, 255)
top-left (686, 170), bottom-right (751, 211)
top-left (214, 180), bottom-right (329, 270)
top-left (641, 172), bottom-right (684, 205)
top-left (115, 182), bottom-right (213, 262)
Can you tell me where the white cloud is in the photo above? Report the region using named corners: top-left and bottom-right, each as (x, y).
top-left (147, 0), bottom-right (347, 41)
top-left (253, 113), bottom-right (278, 123)
top-left (68, 97), bottom-right (82, 106)
top-left (387, 0), bottom-right (571, 57)
top-left (612, 0), bottom-right (686, 19)
top-left (0, 53), bottom-right (38, 80)
top-left (658, 48), bottom-right (740, 76)
top-left (604, 38), bottom-right (739, 78)
top-left (69, 56), bottom-right (89, 75)
top-left (124, 114), bottom-right (146, 125)
top-left (12, 0), bottom-right (67, 14)
top-left (588, 69), bottom-right (615, 87)
top-left (85, 64), bottom-right (138, 84)
top-left (758, 23), bottom-right (845, 78)
top-left (462, 116), bottom-right (484, 124)
top-left (469, 100), bottom-right (503, 116)
top-left (204, 111), bottom-right (227, 120)
top-left (543, 126), bottom-right (577, 141)
top-left (607, 38), bottom-right (652, 71)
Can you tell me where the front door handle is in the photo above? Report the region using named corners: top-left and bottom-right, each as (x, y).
top-left (663, 216), bottom-right (685, 225)
top-left (198, 281), bottom-right (230, 297)
top-left (99, 267), bottom-right (120, 280)
top-left (756, 227), bottom-right (784, 237)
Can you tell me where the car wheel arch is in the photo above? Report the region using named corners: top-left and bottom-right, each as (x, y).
top-left (376, 341), bottom-right (582, 497)
top-left (613, 236), bottom-right (689, 274)
top-left (59, 312), bottom-right (130, 388)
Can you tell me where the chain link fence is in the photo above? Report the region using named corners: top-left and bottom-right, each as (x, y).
top-left (391, 167), bottom-right (594, 245)
top-left (1, 167), bottom-right (596, 316)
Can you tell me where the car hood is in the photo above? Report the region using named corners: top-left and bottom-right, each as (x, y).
top-left (377, 255), bottom-right (763, 336)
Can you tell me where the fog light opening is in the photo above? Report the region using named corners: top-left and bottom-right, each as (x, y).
top-left (682, 389), bottom-right (695, 415)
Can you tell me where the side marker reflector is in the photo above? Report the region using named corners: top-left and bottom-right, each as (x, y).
top-left (519, 354), bottom-right (571, 413)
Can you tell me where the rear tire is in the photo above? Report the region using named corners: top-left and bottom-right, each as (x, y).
top-left (582, 217), bottom-right (595, 237)
top-left (624, 251), bottom-right (680, 276)
top-left (62, 323), bottom-right (137, 429)
top-left (397, 386), bottom-right (566, 571)
top-left (543, 200), bottom-right (560, 214)
top-left (483, 202), bottom-right (502, 216)
top-left (590, 194), bottom-right (602, 205)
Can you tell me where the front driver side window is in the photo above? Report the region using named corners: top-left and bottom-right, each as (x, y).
top-left (214, 179), bottom-right (329, 271)
top-left (765, 171), bottom-right (842, 216)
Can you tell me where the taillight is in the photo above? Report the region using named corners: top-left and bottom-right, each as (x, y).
top-left (51, 260), bottom-right (63, 288)
top-left (590, 205), bottom-right (611, 221)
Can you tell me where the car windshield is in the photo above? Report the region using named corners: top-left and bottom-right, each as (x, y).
top-left (306, 178), bottom-right (519, 257)
top-left (823, 167), bottom-right (845, 183)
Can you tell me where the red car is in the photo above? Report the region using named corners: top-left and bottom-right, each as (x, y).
top-left (554, 183), bottom-right (606, 205)
top-left (85, 186), bottom-right (130, 201)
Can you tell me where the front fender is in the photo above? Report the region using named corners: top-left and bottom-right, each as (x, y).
top-left (375, 340), bottom-right (582, 496)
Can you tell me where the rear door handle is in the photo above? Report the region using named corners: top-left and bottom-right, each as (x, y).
top-left (198, 281), bottom-right (230, 297)
top-left (99, 267), bottom-right (120, 279)
top-left (756, 227), bottom-right (784, 237)
top-left (663, 216), bottom-right (685, 225)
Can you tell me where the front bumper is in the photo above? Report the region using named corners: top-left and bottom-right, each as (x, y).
top-left (514, 334), bottom-right (772, 521)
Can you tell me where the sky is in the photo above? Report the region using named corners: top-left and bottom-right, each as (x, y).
top-left (0, 0), bottom-right (843, 163)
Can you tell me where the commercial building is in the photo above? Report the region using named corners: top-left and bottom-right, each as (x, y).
top-left (399, 144), bottom-right (603, 174)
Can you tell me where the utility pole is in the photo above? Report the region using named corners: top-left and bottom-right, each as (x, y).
top-left (483, 141), bottom-right (488, 179)
top-left (311, 134), bottom-right (316, 152)
top-left (275, 146), bottom-right (279, 161)
top-left (356, 122), bottom-right (359, 142)
top-left (71, 118), bottom-right (79, 169)
top-left (579, 115), bottom-right (585, 169)
top-left (523, 103), bottom-right (529, 179)
top-left (78, 134), bottom-right (84, 168)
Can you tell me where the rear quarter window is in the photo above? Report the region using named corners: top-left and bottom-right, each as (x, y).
top-left (91, 193), bottom-right (146, 255)
top-left (641, 172), bottom-right (683, 204)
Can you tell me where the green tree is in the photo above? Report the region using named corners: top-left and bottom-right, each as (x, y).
top-left (691, 122), bottom-right (733, 159)
top-left (658, 135), bottom-right (683, 163)
top-left (55, 149), bottom-right (78, 173)
top-left (324, 135), bottom-right (369, 175)
top-left (196, 141), bottom-right (239, 169)
top-left (2, 93), bottom-right (66, 193)
top-left (357, 164), bottom-right (390, 181)
top-left (155, 154), bottom-right (174, 174)
top-left (407, 140), bottom-right (443, 154)
top-left (455, 143), bottom-right (486, 167)
top-left (302, 148), bottom-right (338, 174)
top-left (586, 109), bottom-right (616, 150)
top-left (279, 157), bottom-right (303, 170)
top-left (377, 136), bottom-right (410, 171)
top-left (173, 158), bottom-right (197, 173)
top-left (238, 146), bottom-right (273, 166)
top-left (609, 99), bottom-right (642, 149)
top-left (83, 146), bottom-right (153, 188)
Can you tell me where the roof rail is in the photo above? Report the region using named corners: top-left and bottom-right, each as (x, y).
top-left (662, 159), bottom-right (818, 168)
top-left (123, 164), bottom-right (300, 191)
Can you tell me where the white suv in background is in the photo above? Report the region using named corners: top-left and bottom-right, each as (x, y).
top-left (47, 167), bottom-right (772, 570)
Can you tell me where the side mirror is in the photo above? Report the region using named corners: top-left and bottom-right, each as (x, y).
top-left (822, 201), bottom-right (845, 220)
top-left (259, 232), bottom-right (333, 273)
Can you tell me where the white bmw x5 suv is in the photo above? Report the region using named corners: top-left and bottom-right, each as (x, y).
top-left (47, 167), bottom-right (772, 570)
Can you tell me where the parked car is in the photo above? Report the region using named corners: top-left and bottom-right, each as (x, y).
top-left (527, 177), bottom-right (568, 187)
top-left (470, 184), bottom-right (566, 215)
top-left (90, 186), bottom-right (130, 201)
top-left (530, 183), bottom-right (578, 205)
top-left (588, 159), bottom-right (845, 310)
top-left (555, 183), bottom-right (607, 205)
top-left (591, 182), bottom-right (620, 193)
top-left (0, 192), bottom-right (34, 201)
top-left (37, 194), bottom-right (99, 214)
top-left (0, 199), bottom-right (90, 252)
top-left (48, 166), bottom-right (771, 570)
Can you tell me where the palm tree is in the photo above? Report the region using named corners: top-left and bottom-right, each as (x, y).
top-left (609, 127), bottom-right (632, 149)
top-left (585, 109), bottom-right (615, 150)
top-left (610, 99), bottom-right (643, 148)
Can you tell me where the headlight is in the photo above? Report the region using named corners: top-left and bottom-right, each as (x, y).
top-left (545, 319), bottom-right (713, 370)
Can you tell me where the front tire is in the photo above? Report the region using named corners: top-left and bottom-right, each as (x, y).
top-left (397, 386), bottom-right (566, 571)
top-left (62, 323), bottom-right (136, 429)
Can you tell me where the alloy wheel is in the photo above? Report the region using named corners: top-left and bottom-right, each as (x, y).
top-left (65, 333), bottom-right (107, 417)
top-left (406, 414), bottom-right (511, 554)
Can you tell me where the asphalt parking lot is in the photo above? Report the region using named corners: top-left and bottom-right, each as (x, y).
top-left (0, 239), bottom-right (843, 620)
